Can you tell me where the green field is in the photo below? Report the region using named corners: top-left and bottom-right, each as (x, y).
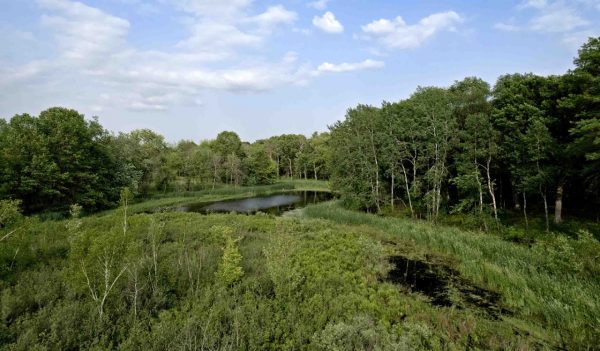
top-left (1, 182), bottom-right (598, 350)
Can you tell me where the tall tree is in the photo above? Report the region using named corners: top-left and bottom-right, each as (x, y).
top-left (411, 87), bottom-right (456, 220)
top-left (244, 144), bottom-right (277, 185)
top-left (0, 108), bottom-right (121, 212)
top-left (212, 131), bottom-right (243, 158)
top-left (329, 105), bottom-right (383, 211)
top-left (450, 78), bottom-right (499, 225)
top-left (492, 74), bottom-right (548, 227)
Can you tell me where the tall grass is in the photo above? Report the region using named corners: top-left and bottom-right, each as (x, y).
top-left (303, 201), bottom-right (600, 348)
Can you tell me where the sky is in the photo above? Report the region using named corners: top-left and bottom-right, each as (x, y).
top-left (1, 0), bottom-right (599, 143)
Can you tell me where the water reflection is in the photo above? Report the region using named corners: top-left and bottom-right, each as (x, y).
top-left (179, 191), bottom-right (332, 215)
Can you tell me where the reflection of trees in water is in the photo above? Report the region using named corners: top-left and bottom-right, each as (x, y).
top-left (192, 191), bottom-right (332, 215)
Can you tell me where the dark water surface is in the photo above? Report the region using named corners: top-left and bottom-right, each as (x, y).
top-left (387, 255), bottom-right (510, 319)
top-left (178, 191), bottom-right (332, 215)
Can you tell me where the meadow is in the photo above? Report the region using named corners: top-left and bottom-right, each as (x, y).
top-left (1, 181), bottom-right (598, 350)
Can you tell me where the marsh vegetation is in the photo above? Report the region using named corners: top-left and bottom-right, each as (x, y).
top-left (1, 38), bottom-right (599, 350)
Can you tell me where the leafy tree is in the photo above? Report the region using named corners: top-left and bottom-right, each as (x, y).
top-left (492, 74), bottom-right (548, 227)
top-left (173, 140), bottom-right (198, 191)
top-left (193, 142), bottom-right (222, 188)
top-left (450, 78), bottom-right (499, 225)
top-left (523, 116), bottom-right (554, 231)
top-left (224, 153), bottom-right (244, 185)
top-left (214, 226), bottom-right (243, 286)
top-left (0, 108), bottom-right (121, 212)
top-left (244, 144), bottom-right (277, 185)
top-left (212, 131), bottom-right (243, 158)
top-left (411, 87), bottom-right (456, 220)
top-left (380, 100), bottom-right (425, 216)
top-left (329, 105), bottom-right (384, 211)
top-left (308, 132), bottom-right (331, 180)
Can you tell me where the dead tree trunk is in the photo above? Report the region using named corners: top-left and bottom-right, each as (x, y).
top-left (554, 184), bottom-right (564, 225)
top-left (540, 186), bottom-right (549, 233)
top-left (485, 157), bottom-right (499, 222)
top-left (523, 192), bottom-right (529, 230)
top-left (400, 162), bottom-right (414, 217)
top-left (390, 168), bottom-right (395, 210)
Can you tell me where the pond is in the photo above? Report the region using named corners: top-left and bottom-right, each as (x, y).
top-left (176, 191), bottom-right (333, 216)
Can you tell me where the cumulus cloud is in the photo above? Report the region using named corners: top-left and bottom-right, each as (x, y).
top-left (315, 59), bottom-right (384, 74)
top-left (360, 11), bottom-right (463, 49)
top-left (313, 12), bottom-right (344, 33)
top-left (176, 3), bottom-right (296, 57)
top-left (246, 5), bottom-right (298, 31)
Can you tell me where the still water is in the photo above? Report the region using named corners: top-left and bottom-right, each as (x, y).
top-left (178, 191), bottom-right (332, 215)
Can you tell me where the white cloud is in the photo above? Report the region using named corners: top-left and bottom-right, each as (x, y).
top-left (174, 3), bottom-right (296, 58)
top-left (3, 0), bottom-right (385, 116)
top-left (38, 0), bottom-right (130, 66)
top-left (500, 1), bottom-right (595, 34)
top-left (246, 5), bottom-right (297, 29)
top-left (176, 22), bottom-right (262, 54)
top-left (308, 0), bottom-right (329, 10)
top-left (312, 11), bottom-right (344, 33)
top-left (529, 5), bottom-right (589, 32)
top-left (124, 53), bottom-right (305, 93)
top-left (1, 60), bottom-right (54, 87)
top-left (2, 0), bottom-right (330, 115)
top-left (315, 59), bottom-right (384, 74)
top-left (361, 11), bottom-right (463, 49)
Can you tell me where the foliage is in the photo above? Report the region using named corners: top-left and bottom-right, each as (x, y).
top-left (327, 38), bottom-right (600, 227)
top-left (244, 144), bottom-right (278, 185)
top-left (0, 108), bottom-right (125, 213)
top-left (214, 226), bottom-right (244, 286)
top-left (303, 201), bottom-right (600, 349)
top-left (1, 191), bottom-right (598, 349)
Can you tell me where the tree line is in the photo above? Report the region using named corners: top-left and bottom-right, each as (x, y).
top-left (328, 37), bottom-right (600, 229)
top-left (0, 110), bottom-right (331, 214)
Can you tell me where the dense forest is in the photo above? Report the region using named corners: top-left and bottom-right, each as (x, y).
top-left (0, 38), bottom-right (599, 350)
top-left (329, 37), bottom-right (600, 229)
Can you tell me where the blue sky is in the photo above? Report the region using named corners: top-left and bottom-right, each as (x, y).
top-left (1, 0), bottom-right (599, 142)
